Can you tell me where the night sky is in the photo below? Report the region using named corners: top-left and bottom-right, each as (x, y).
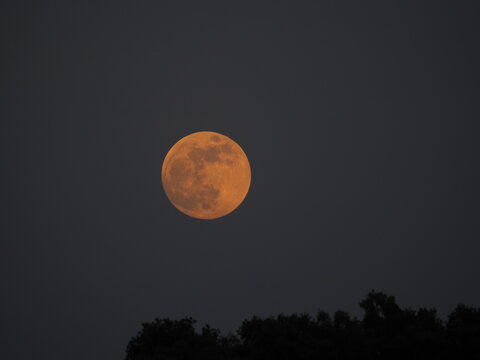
top-left (1, 1), bottom-right (479, 359)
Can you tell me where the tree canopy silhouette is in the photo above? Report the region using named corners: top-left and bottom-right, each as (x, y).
top-left (125, 291), bottom-right (480, 360)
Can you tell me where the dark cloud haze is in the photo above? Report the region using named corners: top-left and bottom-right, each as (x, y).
top-left (1, 1), bottom-right (479, 359)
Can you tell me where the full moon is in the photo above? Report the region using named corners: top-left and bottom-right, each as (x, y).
top-left (161, 131), bottom-right (251, 219)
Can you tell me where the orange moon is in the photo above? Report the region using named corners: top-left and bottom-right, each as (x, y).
top-left (161, 131), bottom-right (251, 219)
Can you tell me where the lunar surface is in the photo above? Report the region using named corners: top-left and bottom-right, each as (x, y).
top-left (161, 131), bottom-right (251, 219)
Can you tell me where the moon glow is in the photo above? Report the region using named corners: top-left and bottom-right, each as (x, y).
top-left (161, 131), bottom-right (251, 219)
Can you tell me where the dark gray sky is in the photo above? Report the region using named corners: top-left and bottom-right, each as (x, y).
top-left (1, 1), bottom-right (479, 359)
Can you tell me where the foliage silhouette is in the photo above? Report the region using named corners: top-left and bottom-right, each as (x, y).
top-left (125, 291), bottom-right (480, 360)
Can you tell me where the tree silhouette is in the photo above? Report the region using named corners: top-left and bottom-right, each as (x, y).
top-left (125, 318), bottom-right (226, 360)
top-left (125, 291), bottom-right (480, 360)
top-left (447, 304), bottom-right (480, 358)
